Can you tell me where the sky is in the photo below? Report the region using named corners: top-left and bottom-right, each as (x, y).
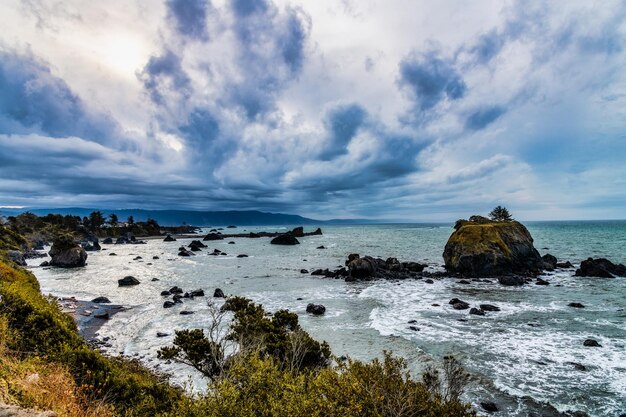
top-left (0, 0), bottom-right (625, 221)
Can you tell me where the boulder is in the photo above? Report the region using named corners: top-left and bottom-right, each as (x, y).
top-left (213, 288), bottom-right (225, 298)
top-left (118, 276), bottom-right (140, 286)
top-left (271, 233), bottom-right (300, 245)
top-left (109, 253), bottom-right (117, 256)
top-left (203, 233), bottom-right (224, 241)
top-left (424, 279), bottom-right (434, 284)
top-left (535, 278), bottom-right (550, 286)
top-left (575, 258), bottom-right (626, 278)
top-left (49, 236), bottom-right (88, 268)
top-left (160, 291), bottom-right (171, 296)
top-left (180, 310), bottom-right (195, 315)
top-left (480, 304), bottom-right (500, 312)
top-left (469, 307), bottom-right (485, 316)
top-left (163, 234), bottom-right (176, 242)
top-left (7, 250), bottom-right (26, 266)
top-left (583, 339), bottom-right (601, 347)
top-left (306, 303), bottom-right (326, 315)
top-left (316, 245), bottom-right (326, 249)
top-left (310, 228), bottom-right (323, 235)
top-left (556, 261), bottom-right (573, 268)
top-left (480, 401), bottom-right (498, 412)
top-left (163, 301), bottom-right (175, 308)
top-left (39, 261), bottom-right (49, 267)
top-left (115, 237), bottom-right (128, 244)
top-left (190, 289), bottom-right (205, 297)
top-left (188, 240), bottom-right (207, 249)
top-left (443, 218), bottom-right (543, 277)
top-left (102, 237), bottom-right (113, 244)
top-left (348, 256), bottom-right (376, 279)
top-left (157, 332), bottom-right (169, 337)
top-left (300, 269), bottom-right (309, 274)
top-left (91, 297), bottom-right (111, 304)
top-left (449, 298), bottom-right (470, 310)
top-left (345, 253), bottom-right (360, 266)
top-left (498, 276), bottom-right (525, 286)
top-left (237, 254), bottom-right (248, 258)
top-left (568, 302), bottom-right (585, 308)
top-left (542, 253), bottom-right (558, 270)
top-left (291, 226), bottom-right (304, 237)
top-left (83, 241), bottom-right (101, 251)
top-left (94, 311), bottom-right (109, 319)
top-left (169, 286), bottom-right (183, 294)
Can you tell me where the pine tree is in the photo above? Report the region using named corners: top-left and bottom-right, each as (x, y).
top-left (489, 206), bottom-right (513, 221)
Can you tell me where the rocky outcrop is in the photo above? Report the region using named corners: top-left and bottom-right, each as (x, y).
top-left (306, 303), bottom-right (326, 315)
top-left (48, 236), bottom-right (88, 268)
top-left (342, 255), bottom-right (427, 281)
top-left (271, 233), bottom-right (300, 245)
top-left (163, 234), bottom-right (176, 242)
top-left (575, 258), bottom-right (626, 278)
top-left (291, 226), bottom-right (304, 237)
top-left (203, 233), bottom-right (223, 241)
top-left (443, 217), bottom-right (543, 277)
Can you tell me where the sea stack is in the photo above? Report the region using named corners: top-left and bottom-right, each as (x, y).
top-left (442, 215), bottom-right (543, 277)
top-left (48, 235), bottom-right (88, 268)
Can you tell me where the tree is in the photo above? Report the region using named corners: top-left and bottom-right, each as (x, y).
top-left (127, 215), bottom-right (134, 226)
top-left (108, 213), bottom-right (118, 226)
top-left (88, 211), bottom-right (105, 230)
top-left (489, 206), bottom-right (513, 221)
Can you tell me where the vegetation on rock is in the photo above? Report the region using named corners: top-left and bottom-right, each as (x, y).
top-left (488, 205), bottom-right (513, 222)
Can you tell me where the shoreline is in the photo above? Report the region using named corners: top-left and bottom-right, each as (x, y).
top-left (57, 297), bottom-right (127, 341)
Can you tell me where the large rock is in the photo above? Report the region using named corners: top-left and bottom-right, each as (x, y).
top-left (443, 218), bottom-right (543, 277)
top-left (271, 233), bottom-right (300, 245)
top-left (347, 256), bottom-right (377, 279)
top-left (306, 303), bottom-right (326, 315)
top-left (118, 276), bottom-right (140, 286)
top-left (163, 234), bottom-right (176, 242)
top-left (203, 233), bottom-right (223, 241)
top-left (291, 226), bottom-right (304, 237)
top-left (49, 236), bottom-right (88, 268)
top-left (575, 258), bottom-right (626, 278)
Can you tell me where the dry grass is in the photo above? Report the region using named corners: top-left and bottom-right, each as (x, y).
top-left (0, 318), bottom-right (113, 417)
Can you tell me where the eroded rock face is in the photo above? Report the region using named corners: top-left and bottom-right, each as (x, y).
top-left (443, 219), bottom-right (543, 277)
top-left (48, 236), bottom-right (87, 268)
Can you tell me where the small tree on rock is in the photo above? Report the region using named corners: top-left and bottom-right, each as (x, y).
top-left (489, 206), bottom-right (513, 222)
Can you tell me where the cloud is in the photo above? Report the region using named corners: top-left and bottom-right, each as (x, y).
top-left (0, 49), bottom-right (117, 143)
top-left (465, 105), bottom-right (506, 131)
top-left (398, 50), bottom-right (466, 120)
top-left (319, 103), bottom-right (367, 160)
top-left (139, 50), bottom-right (190, 105)
top-left (166, 0), bottom-right (211, 40)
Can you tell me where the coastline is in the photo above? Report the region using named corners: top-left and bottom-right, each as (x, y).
top-left (56, 297), bottom-right (127, 341)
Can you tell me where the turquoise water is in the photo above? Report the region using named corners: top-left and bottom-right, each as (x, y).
top-left (29, 221), bottom-right (626, 416)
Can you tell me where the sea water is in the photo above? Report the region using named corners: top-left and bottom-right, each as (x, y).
top-left (28, 222), bottom-right (626, 416)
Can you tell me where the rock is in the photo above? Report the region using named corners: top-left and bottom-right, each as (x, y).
top-left (443, 218), bottom-right (543, 277)
top-left (348, 256), bottom-right (376, 279)
top-left (237, 254), bottom-right (248, 258)
top-left (568, 302), bottom-right (585, 308)
top-left (189, 240), bottom-right (207, 249)
top-left (542, 253), bottom-right (558, 270)
top-left (409, 326), bottom-right (419, 331)
top-left (458, 279), bottom-right (471, 284)
top-left (300, 269), bottom-right (309, 274)
top-left (480, 304), bottom-right (500, 312)
top-left (291, 226), bottom-right (304, 237)
top-left (39, 261), bottom-right (49, 267)
top-left (407, 320), bottom-right (417, 324)
top-left (133, 256), bottom-right (142, 260)
top-left (115, 237), bottom-right (128, 244)
top-left (556, 261), bottom-right (573, 268)
top-left (151, 278), bottom-right (159, 281)
top-left (118, 276), bottom-right (140, 286)
top-left (91, 297), bottom-right (111, 304)
top-left (316, 245), bottom-right (326, 249)
top-left (228, 241), bottom-right (235, 244)
top-left (249, 232), bottom-right (261, 238)
top-left (583, 339), bottom-right (601, 347)
top-left (404, 262), bottom-right (426, 272)
top-left (469, 307), bottom-right (485, 316)
top-left (7, 251), bottom-right (26, 266)
top-left (163, 301), bottom-right (175, 308)
top-left (109, 253), bottom-right (117, 256)
top-left (227, 225), bottom-right (237, 228)
top-left (169, 286), bottom-right (183, 294)
top-left (575, 257), bottom-right (626, 278)
top-left (163, 234), bottom-right (176, 242)
top-left (498, 276), bottom-right (525, 286)
top-left (190, 289), bottom-right (205, 297)
top-left (153, 256), bottom-right (159, 259)
top-left (271, 233), bottom-right (300, 245)
top-left (173, 295), bottom-right (183, 303)
top-left (94, 311), bottom-right (109, 319)
top-left (565, 362), bottom-right (586, 371)
top-left (424, 279), bottom-right (434, 284)
top-left (48, 236), bottom-right (88, 268)
top-left (535, 278), bottom-right (550, 285)
top-left (449, 298), bottom-right (470, 310)
top-left (102, 237), bottom-right (113, 244)
top-left (83, 241), bottom-right (101, 251)
top-left (310, 228), bottom-right (323, 235)
top-left (178, 250), bottom-right (192, 257)
top-left (179, 310), bottom-right (194, 315)
top-left (306, 303), bottom-right (326, 315)
top-left (160, 291), bottom-right (171, 296)
top-left (203, 233), bottom-right (224, 241)
top-left (480, 401), bottom-right (498, 412)
top-left (213, 288), bottom-right (225, 298)
top-left (345, 253), bottom-right (360, 265)
top-left (157, 332), bottom-right (169, 337)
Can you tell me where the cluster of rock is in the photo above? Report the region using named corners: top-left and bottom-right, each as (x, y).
top-left (310, 254), bottom-right (427, 281)
top-left (447, 298), bottom-right (500, 316)
top-left (101, 233), bottom-right (146, 245)
top-left (160, 286), bottom-right (223, 310)
top-left (575, 258), bottom-right (626, 278)
top-left (48, 236), bottom-right (88, 268)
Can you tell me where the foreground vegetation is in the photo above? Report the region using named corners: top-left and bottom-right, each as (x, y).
top-left (0, 224), bottom-right (476, 416)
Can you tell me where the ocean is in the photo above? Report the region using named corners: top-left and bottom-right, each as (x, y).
top-left (28, 221), bottom-right (626, 416)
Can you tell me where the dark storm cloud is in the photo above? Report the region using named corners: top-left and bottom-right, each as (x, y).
top-left (465, 105), bottom-right (506, 131)
top-left (179, 108), bottom-right (220, 145)
top-left (398, 51), bottom-right (466, 116)
top-left (166, 0), bottom-right (211, 40)
top-left (279, 8), bottom-right (309, 74)
top-left (231, 0), bottom-right (269, 18)
top-left (0, 50), bottom-right (116, 142)
top-left (319, 103), bottom-right (367, 160)
top-left (139, 50), bottom-right (190, 105)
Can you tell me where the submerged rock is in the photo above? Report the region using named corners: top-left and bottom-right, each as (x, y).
top-left (575, 257), bottom-right (626, 278)
top-left (49, 236), bottom-right (88, 268)
top-left (443, 217), bottom-right (543, 277)
top-left (568, 302), bottom-right (585, 308)
top-left (583, 339), bottom-right (601, 347)
top-left (498, 276), bottom-right (525, 286)
top-left (480, 401), bottom-right (498, 412)
top-left (480, 304), bottom-right (500, 312)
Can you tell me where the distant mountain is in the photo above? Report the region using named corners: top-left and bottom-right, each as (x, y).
top-left (0, 207), bottom-right (373, 226)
